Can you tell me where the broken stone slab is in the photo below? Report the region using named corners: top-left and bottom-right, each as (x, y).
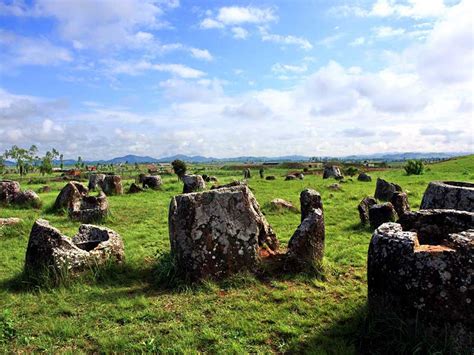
top-left (398, 209), bottom-right (474, 245)
top-left (357, 172), bottom-right (372, 182)
top-left (287, 189), bottom-right (325, 269)
top-left (390, 191), bottom-right (410, 218)
top-left (13, 190), bottom-right (41, 208)
top-left (88, 174), bottom-right (106, 190)
top-left (300, 189), bottom-right (323, 222)
top-left (323, 165), bottom-right (343, 179)
top-left (141, 175), bottom-right (162, 190)
top-left (182, 174), bottom-right (206, 193)
top-left (368, 221), bottom-right (473, 325)
top-left (285, 174), bottom-right (297, 180)
top-left (420, 181), bottom-right (474, 212)
top-left (101, 175), bottom-right (123, 195)
top-left (0, 180), bottom-right (21, 204)
top-left (265, 176), bottom-right (276, 181)
top-left (25, 219), bottom-right (124, 277)
top-left (369, 202), bottom-right (398, 229)
top-left (68, 192), bottom-right (109, 223)
top-left (128, 182), bottom-right (144, 193)
top-left (53, 182), bottom-right (89, 211)
top-left (270, 198), bottom-right (298, 212)
top-left (358, 196), bottom-right (378, 225)
top-left (374, 178), bottom-right (402, 201)
top-left (0, 217), bottom-right (22, 226)
top-left (169, 185), bottom-right (278, 280)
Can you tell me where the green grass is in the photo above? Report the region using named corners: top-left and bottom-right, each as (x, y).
top-left (1, 155), bottom-right (473, 353)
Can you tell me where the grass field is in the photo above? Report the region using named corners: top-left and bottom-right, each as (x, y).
top-left (1, 156), bottom-right (473, 353)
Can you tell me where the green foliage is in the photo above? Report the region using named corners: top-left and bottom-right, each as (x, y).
top-left (0, 310), bottom-right (16, 344)
top-left (344, 166), bottom-right (359, 177)
top-left (4, 145), bottom-right (38, 176)
top-left (171, 159), bottom-right (187, 178)
top-left (404, 159), bottom-right (424, 175)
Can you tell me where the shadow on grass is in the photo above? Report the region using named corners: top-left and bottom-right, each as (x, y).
top-left (285, 301), bottom-right (471, 355)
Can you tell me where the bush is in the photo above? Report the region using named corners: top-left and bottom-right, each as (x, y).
top-left (345, 166), bottom-right (358, 177)
top-left (171, 160), bottom-right (187, 179)
top-left (404, 160), bottom-right (424, 175)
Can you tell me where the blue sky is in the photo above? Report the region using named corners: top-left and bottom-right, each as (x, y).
top-left (0, 0), bottom-right (472, 159)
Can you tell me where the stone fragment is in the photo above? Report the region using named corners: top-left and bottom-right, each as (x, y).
top-left (270, 198), bottom-right (297, 212)
top-left (182, 174), bottom-right (206, 193)
top-left (25, 219), bottom-right (124, 276)
top-left (68, 192), bottom-right (109, 223)
top-left (369, 202), bottom-right (398, 228)
top-left (358, 196), bottom-right (378, 225)
top-left (285, 174), bottom-right (297, 181)
top-left (88, 174), bottom-right (106, 190)
top-left (38, 186), bottom-right (52, 193)
top-left (128, 183), bottom-right (144, 193)
top-left (53, 182), bottom-right (88, 211)
top-left (420, 181), bottom-right (474, 212)
top-left (323, 165), bottom-right (343, 179)
top-left (265, 176), bottom-right (276, 180)
top-left (211, 180), bottom-right (246, 190)
top-left (328, 183), bottom-right (341, 191)
top-left (141, 175), bottom-right (162, 190)
top-left (374, 178), bottom-right (402, 201)
top-left (169, 185), bottom-right (278, 280)
top-left (357, 172), bottom-right (372, 182)
top-left (300, 189), bottom-right (323, 222)
top-left (101, 175), bottom-right (123, 195)
top-left (390, 191), bottom-right (410, 217)
top-left (0, 217), bottom-right (22, 226)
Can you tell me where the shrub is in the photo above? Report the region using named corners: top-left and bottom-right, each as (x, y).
top-left (345, 166), bottom-right (358, 177)
top-left (404, 160), bottom-right (424, 175)
top-left (171, 160), bottom-right (187, 179)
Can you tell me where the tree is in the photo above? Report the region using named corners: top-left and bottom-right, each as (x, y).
top-left (75, 156), bottom-right (82, 169)
top-left (39, 149), bottom-right (59, 176)
top-left (0, 154), bottom-right (5, 175)
top-left (345, 166), bottom-right (358, 177)
top-left (4, 145), bottom-right (37, 176)
top-left (171, 159), bottom-right (187, 179)
top-left (59, 154), bottom-right (64, 170)
top-left (404, 160), bottom-right (424, 175)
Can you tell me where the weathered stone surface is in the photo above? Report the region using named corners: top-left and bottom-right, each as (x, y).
top-left (128, 183), bottom-right (144, 193)
top-left (209, 176), bottom-right (218, 182)
top-left (25, 219), bottom-right (124, 276)
top-left (243, 168), bottom-right (251, 179)
top-left (69, 192), bottom-right (109, 223)
top-left (142, 175), bottom-right (162, 190)
top-left (270, 198), bottom-right (297, 212)
top-left (328, 183), bottom-right (341, 191)
top-left (285, 174), bottom-right (297, 181)
top-left (101, 175), bottom-right (123, 195)
top-left (368, 222), bottom-right (473, 324)
top-left (300, 189), bottom-right (323, 222)
top-left (88, 174), bottom-right (106, 190)
top-left (357, 172), bottom-right (372, 182)
top-left (287, 208), bottom-right (325, 268)
top-left (169, 185), bottom-right (278, 280)
top-left (0, 180), bottom-right (21, 204)
top-left (0, 217), bottom-right (22, 226)
top-left (358, 196), bottom-right (378, 225)
top-left (13, 190), bottom-right (41, 207)
top-left (369, 202), bottom-right (398, 228)
top-left (211, 180), bottom-right (246, 190)
top-left (182, 174), bottom-right (206, 193)
top-left (295, 173), bottom-right (304, 180)
top-left (265, 176), bottom-right (276, 180)
top-left (390, 191), bottom-right (410, 217)
top-left (374, 178), bottom-right (402, 201)
top-left (53, 182), bottom-right (88, 211)
top-left (420, 181), bottom-right (474, 212)
top-left (287, 189), bottom-right (325, 269)
top-left (399, 209), bottom-right (474, 245)
top-left (323, 165), bottom-right (343, 179)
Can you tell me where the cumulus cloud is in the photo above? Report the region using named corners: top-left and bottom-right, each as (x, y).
top-left (105, 60), bottom-right (205, 78)
top-left (373, 26), bottom-right (406, 38)
top-left (231, 27), bottom-right (249, 39)
top-left (260, 28), bottom-right (313, 50)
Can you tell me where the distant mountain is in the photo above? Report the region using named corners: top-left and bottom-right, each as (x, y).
top-left (3, 152), bottom-right (472, 167)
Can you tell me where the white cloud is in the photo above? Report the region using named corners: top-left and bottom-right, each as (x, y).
top-left (200, 18), bottom-right (224, 29)
top-left (0, 30), bottom-right (72, 67)
top-left (106, 60), bottom-right (206, 78)
top-left (373, 26), bottom-right (406, 38)
top-left (260, 28), bottom-right (313, 50)
top-left (216, 6), bottom-right (276, 25)
top-left (189, 48), bottom-right (213, 61)
top-left (272, 63), bottom-right (308, 74)
top-left (231, 27), bottom-right (249, 39)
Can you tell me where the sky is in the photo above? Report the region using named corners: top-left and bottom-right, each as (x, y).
top-left (0, 0), bottom-right (473, 160)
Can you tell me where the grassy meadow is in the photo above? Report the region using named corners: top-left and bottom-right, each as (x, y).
top-left (1, 156), bottom-right (473, 353)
